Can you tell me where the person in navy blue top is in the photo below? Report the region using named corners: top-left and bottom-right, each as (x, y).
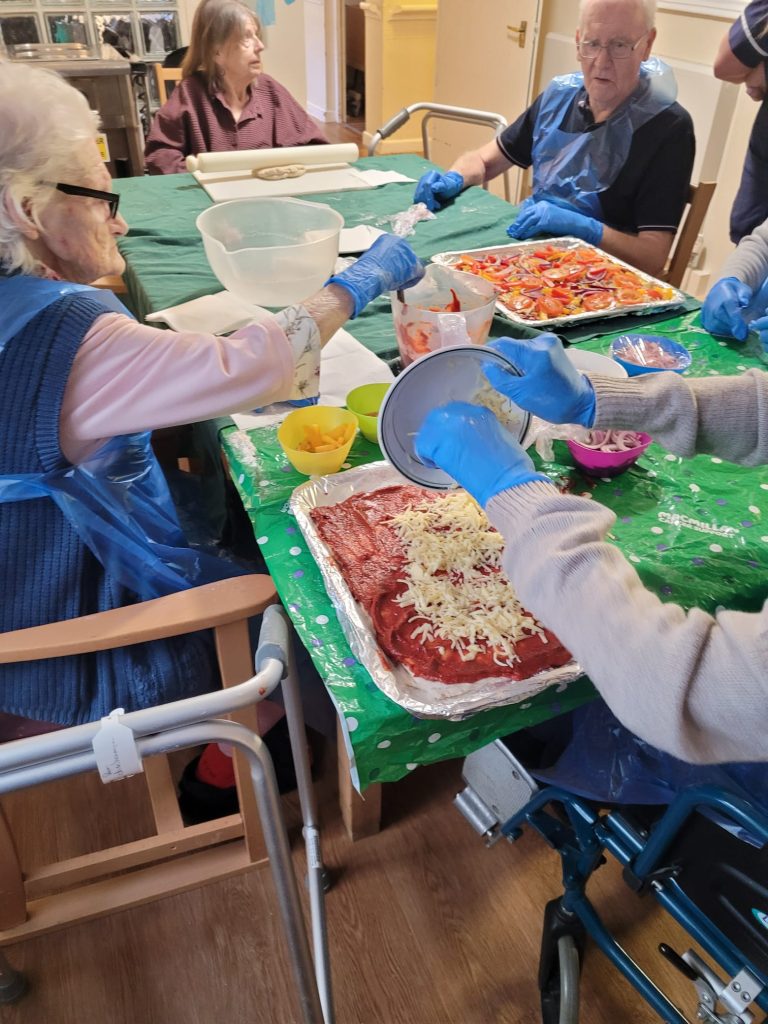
top-left (714, 1), bottom-right (768, 243)
top-left (412, 0), bottom-right (695, 278)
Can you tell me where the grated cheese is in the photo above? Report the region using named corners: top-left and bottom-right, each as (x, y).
top-left (388, 492), bottom-right (546, 667)
top-left (471, 381), bottom-right (525, 435)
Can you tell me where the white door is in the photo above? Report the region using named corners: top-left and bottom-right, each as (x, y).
top-left (430, 0), bottom-right (541, 201)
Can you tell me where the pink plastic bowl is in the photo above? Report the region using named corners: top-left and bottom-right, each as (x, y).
top-left (566, 433), bottom-right (652, 477)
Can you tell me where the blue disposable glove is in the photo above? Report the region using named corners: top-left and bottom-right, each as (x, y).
top-left (747, 313), bottom-right (768, 350)
top-left (701, 276), bottom-right (753, 341)
top-left (327, 234), bottom-right (424, 318)
top-left (415, 401), bottom-right (549, 508)
top-left (485, 335), bottom-right (596, 426)
top-left (507, 197), bottom-right (603, 247)
top-left (413, 170), bottom-right (464, 213)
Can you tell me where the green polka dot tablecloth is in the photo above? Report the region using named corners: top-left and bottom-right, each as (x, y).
top-left (221, 431), bottom-right (595, 792)
top-left (222, 309), bottom-right (768, 792)
top-left (570, 311), bottom-right (768, 615)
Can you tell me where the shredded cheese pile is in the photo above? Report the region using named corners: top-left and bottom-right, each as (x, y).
top-left (388, 492), bottom-right (547, 666)
top-left (471, 381), bottom-right (525, 434)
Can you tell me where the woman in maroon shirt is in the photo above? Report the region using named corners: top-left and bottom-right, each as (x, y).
top-left (144, 0), bottom-right (327, 175)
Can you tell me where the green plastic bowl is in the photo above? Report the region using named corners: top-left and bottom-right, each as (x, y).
top-left (346, 382), bottom-right (390, 443)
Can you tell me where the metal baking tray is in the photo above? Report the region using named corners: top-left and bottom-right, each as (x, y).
top-left (291, 462), bottom-right (582, 721)
top-left (430, 236), bottom-right (686, 330)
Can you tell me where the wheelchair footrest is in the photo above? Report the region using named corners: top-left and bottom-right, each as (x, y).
top-left (454, 740), bottom-right (539, 843)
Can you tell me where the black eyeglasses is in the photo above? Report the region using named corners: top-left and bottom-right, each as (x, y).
top-left (55, 183), bottom-right (120, 219)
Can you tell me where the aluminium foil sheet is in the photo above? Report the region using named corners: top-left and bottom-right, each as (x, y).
top-left (291, 462), bottom-right (583, 721)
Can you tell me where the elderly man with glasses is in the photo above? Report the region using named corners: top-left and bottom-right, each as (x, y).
top-left (413, 0), bottom-right (694, 278)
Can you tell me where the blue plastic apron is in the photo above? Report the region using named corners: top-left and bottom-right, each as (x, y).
top-left (531, 57), bottom-right (678, 217)
top-left (0, 276), bottom-right (239, 599)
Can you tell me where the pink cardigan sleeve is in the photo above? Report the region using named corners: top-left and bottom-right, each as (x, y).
top-left (60, 312), bottom-right (295, 463)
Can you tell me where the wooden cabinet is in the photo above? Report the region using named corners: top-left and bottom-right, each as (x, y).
top-left (28, 57), bottom-right (144, 177)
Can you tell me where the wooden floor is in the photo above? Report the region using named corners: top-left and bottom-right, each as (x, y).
top-left (323, 120), bottom-right (372, 158)
top-left (0, 747), bottom-right (707, 1024)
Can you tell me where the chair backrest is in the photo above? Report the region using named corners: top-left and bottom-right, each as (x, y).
top-left (163, 45), bottom-right (188, 69)
top-left (90, 273), bottom-right (127, 295)
top-left (154, 65), bottom-right (183, 106)
top-left (665, 181), bottom-right (716, 290)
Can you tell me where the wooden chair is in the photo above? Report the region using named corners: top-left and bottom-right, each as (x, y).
top-left (0, 580), bottom-right (332, 1021)
top-left (154, 65), bottom-right (183, 105)
top-left (90, 274), bottom-right (127, 295)
top-left (664, 181), bottom-right (716, 289)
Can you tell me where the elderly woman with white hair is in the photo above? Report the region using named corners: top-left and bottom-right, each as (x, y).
top-left (0, 63), bottom-right (421, 761)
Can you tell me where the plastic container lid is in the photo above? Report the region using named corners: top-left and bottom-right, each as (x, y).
top-left (378, 346), bottom-right (530, 489)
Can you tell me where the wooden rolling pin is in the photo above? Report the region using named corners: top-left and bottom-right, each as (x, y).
top-left (185, 143), bottom-right (359, 175)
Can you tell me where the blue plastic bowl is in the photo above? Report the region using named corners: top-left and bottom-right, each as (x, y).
top-left (610, 334), bottom-right (691, 376)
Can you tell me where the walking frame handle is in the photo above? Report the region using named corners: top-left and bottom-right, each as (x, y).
top-left (367, 102), bottom-right (511, 201)
top-left (368, 101), bottom-right (509, 156)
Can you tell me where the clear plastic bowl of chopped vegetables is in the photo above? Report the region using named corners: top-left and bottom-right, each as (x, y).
top-left (566, 430), bottom-right (652, 477)
top-left (391, 264), bottom-right (497, 367)
top-left (610, 334), bottom-right (691, 375)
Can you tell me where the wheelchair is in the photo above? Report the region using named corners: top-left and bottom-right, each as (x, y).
top-left (456, 740), bottom-right (768, 1024)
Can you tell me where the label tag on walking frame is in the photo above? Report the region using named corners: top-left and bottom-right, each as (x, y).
top-left (92, 708), bottom-right (144, 783)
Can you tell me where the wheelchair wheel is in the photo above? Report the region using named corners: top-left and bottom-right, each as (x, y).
top-left (540, 935), bottom-right (580, 1024)
top-left (539, 898), bottom-right (585, 1024)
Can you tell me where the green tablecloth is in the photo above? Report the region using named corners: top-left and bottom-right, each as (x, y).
top-left (115, 162), bottom-right (760, 792)
top-left (115, 155), bottom-right (519, 326)
top-left (114, 155), bottom-right (698, 352)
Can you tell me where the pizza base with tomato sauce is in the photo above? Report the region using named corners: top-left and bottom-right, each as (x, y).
top-left (309, 485), bottom-right (572, 685)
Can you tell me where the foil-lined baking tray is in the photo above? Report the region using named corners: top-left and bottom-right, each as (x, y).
top-left (291, 462), bottom-right (583, 721)
top-left (430, 236), bottom-right (685, 330)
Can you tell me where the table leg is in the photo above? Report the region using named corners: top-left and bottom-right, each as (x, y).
top-left (336, 719), bottom-right (382, 840)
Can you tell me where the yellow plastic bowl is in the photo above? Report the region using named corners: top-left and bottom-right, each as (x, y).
top-left (277, 405), bottom-right (358, 476)
top-left (345, 382), bottom-right (390, 443)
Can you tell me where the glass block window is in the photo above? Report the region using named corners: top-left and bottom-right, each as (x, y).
top-left (0, 0), bottom-right (179, 58)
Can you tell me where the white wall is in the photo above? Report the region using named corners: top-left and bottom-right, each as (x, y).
top-left (535, 0), bottom-right (761, 293)
top-left (177, 0), bottom-right (309, 105)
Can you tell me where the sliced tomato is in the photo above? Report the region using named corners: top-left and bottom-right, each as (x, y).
top-left (541, 267), bottom-right (572, 281)
top-left (574, 249), bottom-right (601, 263)
top-left (615, 288), bottom-right (645, 305)
top-left (581, 292), bottom-right (614, 311)
top-left (400, 325), bottom-right (432, 355)
top-left (548, 286), bottom-right (574, 301)
top-left (507, 295), bottom-right (535, 313)
top-left (536, 296), bottom-right (566, 318)
top-left (613, 273), bottom-right (644, 289)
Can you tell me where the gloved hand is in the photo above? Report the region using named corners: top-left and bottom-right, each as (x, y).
top-left (747, 313), bottom-right (768, 350)
top-left (485, 335), bottom-right (597, 426)
top-left (413, 170), bottom-right (464, 213)
top-left (327, 234), bottom-right (424, 318)
top-left (701, 276), bottom-right (753, 341)
top-left (507, 197), bottom-right (603, 247)
top-left (415, 401), bottom-right (549, 508)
